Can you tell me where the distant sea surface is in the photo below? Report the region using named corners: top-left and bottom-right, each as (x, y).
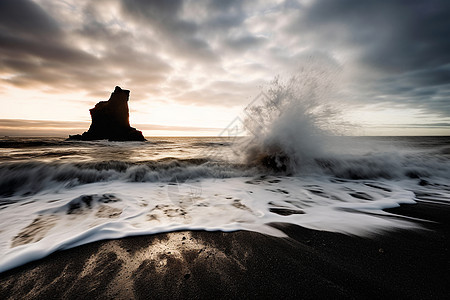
top-left (1, 136), bottom-right (449, 273)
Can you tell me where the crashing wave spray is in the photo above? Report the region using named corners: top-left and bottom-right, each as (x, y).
top-left (243, 55), bottom-right (344, 173)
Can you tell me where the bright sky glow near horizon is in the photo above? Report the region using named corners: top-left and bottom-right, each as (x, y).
top-left (1, 0), bottom-right (450, 136)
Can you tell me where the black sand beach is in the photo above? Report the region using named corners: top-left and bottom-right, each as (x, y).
top-left (1, 201), bottom-right (448, 299)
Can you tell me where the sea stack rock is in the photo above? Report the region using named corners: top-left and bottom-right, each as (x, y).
top-left (69, 86), bottom-right (146, 141)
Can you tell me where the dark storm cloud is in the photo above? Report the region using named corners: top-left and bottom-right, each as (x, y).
top-left (369, 66), bottom-right (450, 117)
top-left (224, 35), bottom-right (267, 52)
top-left (402, 65), bottom-right (450, 87)
top-left (290, 0), bottom-right (450, 116)
top-left (120, 0), bottom-right (190, 36)
top-left (0, 0), bottom-right (60, 39)
top-left (0, 0), bottom-right (94, 64)
top-left (301, 0), bottom-right (450, 72)
top-left (202, 0), bottom-right (246, 30)
top-left (120, 0), bottom-right (218, 62)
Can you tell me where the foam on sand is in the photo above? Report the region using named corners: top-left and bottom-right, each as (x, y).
top-left (0, 174), bottom-right (423, 273)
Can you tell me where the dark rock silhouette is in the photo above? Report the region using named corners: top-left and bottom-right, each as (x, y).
top-left (69, 86), bottom-right (146, 141)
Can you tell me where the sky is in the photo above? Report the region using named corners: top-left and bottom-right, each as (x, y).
top-left (1, 0), bottom-right (450, 136)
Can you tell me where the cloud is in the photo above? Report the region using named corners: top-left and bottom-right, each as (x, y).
top-left (0, 0), bottom-right (173, 96)
top-left (0, 0), bottom-right (95, 67)
top-left (277, 0), bottom-right (450, 118)
top-left (298, 0), bottom-right (450, 71)
top-left (120, 0), bottom-right (218, 62)
top-left (0, 0), bottom-right (449, 128)
top-left (223, 35), bottom-right (267, 52)
top-left (0, 0), bottom-right (60, 39)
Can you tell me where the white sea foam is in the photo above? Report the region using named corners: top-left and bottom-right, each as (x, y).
top-left (0, 175), bottom-right (428, 273)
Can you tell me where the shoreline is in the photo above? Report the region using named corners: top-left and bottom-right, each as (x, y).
top-left (1, 201), bottom-right (449, 299)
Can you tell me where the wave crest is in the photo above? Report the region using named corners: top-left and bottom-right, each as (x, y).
top-left (243, 56), bottom-right (345, 173)
top-left (0, 159), bottom-right (247, 197)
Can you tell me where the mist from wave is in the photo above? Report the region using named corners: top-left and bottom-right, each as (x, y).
top-left (242, 56), bottom-right (346, 173)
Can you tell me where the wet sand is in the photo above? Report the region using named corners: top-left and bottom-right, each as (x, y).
top-left (1, 201), bottom-right (449, 299)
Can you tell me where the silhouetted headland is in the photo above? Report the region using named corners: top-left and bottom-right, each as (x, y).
top-left (68, 86), bottom-right (145, 141)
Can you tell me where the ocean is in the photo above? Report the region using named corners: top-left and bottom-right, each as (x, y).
top-left (0, 135), bottom-right (449, 273)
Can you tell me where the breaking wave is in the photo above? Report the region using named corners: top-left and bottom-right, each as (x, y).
top-left (0, 159), bottom-right (249, 197)
top-left (242, 56), bottom-right (346, 173)
top-left (2, 151), bottom-right (449, 197)
top-left (239, 59), bottom-right (450, 183)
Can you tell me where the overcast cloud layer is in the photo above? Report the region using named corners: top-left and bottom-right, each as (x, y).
top-left (1, 0), bottom-right (450, 132)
